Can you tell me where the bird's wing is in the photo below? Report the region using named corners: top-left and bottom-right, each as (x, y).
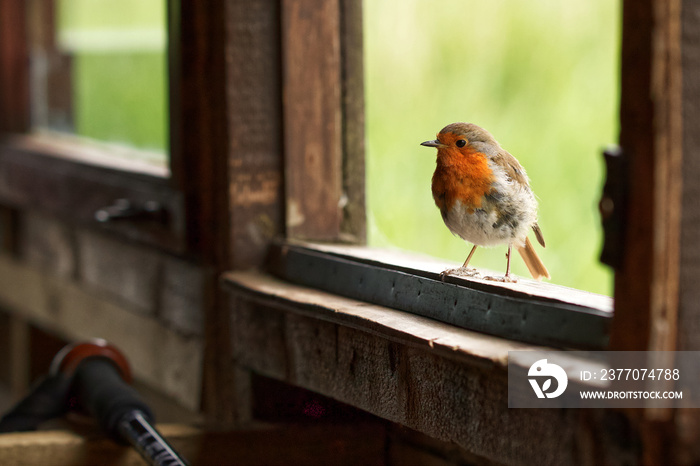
top-left (532, 222), bottom-right (546, 248)
top-left (491, 150), bottom-right (529, 186)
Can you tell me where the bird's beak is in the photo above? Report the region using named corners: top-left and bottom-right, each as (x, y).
top-left (421, 139), bottom-right (445, 148)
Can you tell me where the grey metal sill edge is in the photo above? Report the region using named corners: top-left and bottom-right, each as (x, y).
top-left (266, 241), bottom-right (610, 350)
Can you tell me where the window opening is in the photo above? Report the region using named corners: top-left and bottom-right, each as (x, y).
top-left (27, 0), bottom-right (168, 168)
top-left (364, 0), bottom-right (620, 295)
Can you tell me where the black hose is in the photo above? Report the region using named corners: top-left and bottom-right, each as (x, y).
top-left (0, 373), bottom-right (71, 433)
top-left (0, 341), bottom-right (190, 466)
top-left (71, 357), bottom-right (189, 466)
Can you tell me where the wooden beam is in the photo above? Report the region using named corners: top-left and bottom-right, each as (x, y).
top-left (610, 0), bottom-right (683, 353)
top-left (168, 0), bottom-right (230, 261)
top-left (610, 1), bottom-right (685, 462)
top-left (0, 140), bottom-right (185, 254)
top-left (339, 0), bottom-right (367, 244)
top-left (0, 254), bottom-right (203, 411)
top-left (26, 0), bottom-right (74, 133)
top-left (674, 0), bottom-right (700, 462)
top-left (169, 0), bottom-right (232, 421)
top-left (225, 0), bottom-right (285, 270)
top-left (282, 0), bottom-right (344, 241)
top-left (648, 0), bottom-right (683, 354)
top-left (225, 270), bottom-right (544, 369)
top-left (0, 0), bottom-right (29, 133)
top-left (0, 423), bottom-right (387, 466)
top-left (196, 0), bottom-right (288, 421)
top-left (225, 275), bottom-right (642, 465)
top-left (678, 1), bottom-right (700, 355)
top-left (9, 316), bottom-right (30, 398)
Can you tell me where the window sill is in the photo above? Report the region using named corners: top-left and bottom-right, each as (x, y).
top-left (224, 269), bottom-right (539, 368)
top-left (223, 252), bottom-right (613, 464)
top-left (7, 132), bottom-right (169, 178)
top-left (257, 240), bottom-right (612, 349)
top-left (0, 134), bottom-right (186, 253)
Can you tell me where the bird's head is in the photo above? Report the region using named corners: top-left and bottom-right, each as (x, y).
top-left (421, 122), bottom-right (499, 159)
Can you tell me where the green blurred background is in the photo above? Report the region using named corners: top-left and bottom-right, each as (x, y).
top-left (54, 0), bottom-right (167, 161)
top-left (53, 0), bottom-right (618, 295)
top-left (364, 0), bottom-right (620, 295)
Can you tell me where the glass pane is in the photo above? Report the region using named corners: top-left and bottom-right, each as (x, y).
top-left (28, 0), bottom-right (168, 167)
top-left (365, 1), bottom-right (619, 295)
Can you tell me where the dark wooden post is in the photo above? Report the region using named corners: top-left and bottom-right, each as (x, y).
top-left (674, 0), bottom-right (700, 462)
top-left (607, 0), bottom-right (700, 463)
top-left (0, 0), bottom-right (30, 133)
top-left (610, 0), bottom-right (682, 354)
top-left (178, 0), bottom-right (288, 420)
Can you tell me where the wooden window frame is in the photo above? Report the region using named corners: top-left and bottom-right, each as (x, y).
top-left (233, 0), bottom-right (690, 358)
top-left (0, 0), bottom-right (231, 258)
top-left (243, 0), bottom-right (613, 351)
top-left (2, 0), bottom-right (698, 462)
top-left (220, 0), bottom-right (697, 463)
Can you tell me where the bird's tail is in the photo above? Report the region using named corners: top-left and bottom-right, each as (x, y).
top-left (517, 237), bottom-right (550, 281)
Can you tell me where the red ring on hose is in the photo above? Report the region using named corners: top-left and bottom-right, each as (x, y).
top-left (49, 339), bottom-right (133, 384)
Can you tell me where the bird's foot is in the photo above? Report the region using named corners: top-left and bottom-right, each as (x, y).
top-left (439, 267), bottom-right (481, 281)
top-left (484, 274), bottom-right (519, 283)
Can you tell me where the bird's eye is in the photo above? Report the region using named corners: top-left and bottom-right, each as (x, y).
top-left (456, 139), bottom-right (467, 148)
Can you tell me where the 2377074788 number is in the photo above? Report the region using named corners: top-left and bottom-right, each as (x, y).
top-left (600, 368), bottom-right (680, 381)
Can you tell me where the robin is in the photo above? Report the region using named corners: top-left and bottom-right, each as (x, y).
top-left (421, 122), bottom-right (550, 282)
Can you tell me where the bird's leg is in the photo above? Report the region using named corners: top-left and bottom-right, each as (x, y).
top-left (505, 244), bottom-right (512, 277)
top-left (485, 244), bottom-right (518, 283)
top-left (462, 244), bottom-right (478, 268)
top-left (440, 245), bottom-right (480, 280)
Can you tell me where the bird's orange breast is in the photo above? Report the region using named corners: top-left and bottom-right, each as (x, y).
top-left (431, 148), bottom-right (494, 215)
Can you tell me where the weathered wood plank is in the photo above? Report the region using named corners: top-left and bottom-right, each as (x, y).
top-left (339, 0), bottom-right (366, 243)
top-left (9, 316), bottom-right (30, 398)
top-left (0, 205), bottom-right (17, 255)
top-left (6, 134), bottom-right (168, 177)
top-left (160, 255), bottom-right (205, 337)
top-left (611, 0), bottom-right (683, 354)
top-left (169, 0), bottom-right (229, 422)
top-left (195, 0), bottom-right (289, 422)
top-left (610, 0), bottom-right (655, 351)
top-left (77, 230), bottom-right (161, 316)
top-left (26, 0), bottom-right (74, 133)
top-left (678, 0), bottom-right (700, 356)
top-left (0, 140), bottom-right (185, 253)
top-left (225, 0), bottom-right (285, 269)
top-left (226, 290), bottom-right (640, 465)
top-left (608, 2), bottom-right (683, 461)
top-left (226, 271), bottom-right (546, 368)
top-left (387, 425), bottom-right (495, 466)
top-left (0, 254), bottom-right (203, 411)
top-left (0, 0), bottom-right (29, 133)
top-left (0, 313), bottom-right (11, 390)
top-left (18, 211), bottom-right (76, 280)
top-left (0, 423), bottom-right (387, 466)
top-left (675, 0), bottom-right (700, 462)
top-left (647, 0), bottom-right (683, 354)
top-left (282, 0), bottom-right (344, 240)
top-left (168, 0), bottom-right (229, 259)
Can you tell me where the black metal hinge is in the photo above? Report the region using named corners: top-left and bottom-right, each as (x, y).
top-left (599, 146), bottom-right (628, 269)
